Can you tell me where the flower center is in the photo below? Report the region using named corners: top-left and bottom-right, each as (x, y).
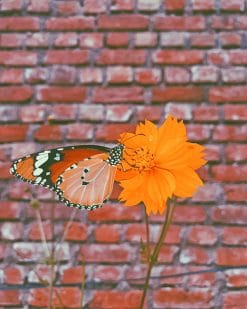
top-left (125, 146), bottom-right (155, 172)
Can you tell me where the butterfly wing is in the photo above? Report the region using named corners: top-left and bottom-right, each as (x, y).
top-left (10, 145), bottom-right (110, 191)
top-left (55, 154), bottom-right (117, 210)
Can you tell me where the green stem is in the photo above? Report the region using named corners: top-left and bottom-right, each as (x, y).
top-left (144, 208), bottom-right (151, 262)
top-left (139, 199), bottom-right (176, 309)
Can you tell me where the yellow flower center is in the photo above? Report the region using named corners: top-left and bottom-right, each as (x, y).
top-left (125, 146), bottom-right (155, 172)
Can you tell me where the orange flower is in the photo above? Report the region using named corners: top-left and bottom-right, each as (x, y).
top-left (116, 115), bottom-right (207, 215)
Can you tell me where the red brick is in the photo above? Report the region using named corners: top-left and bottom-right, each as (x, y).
top-left (91, 291), bottom-right (142, 309)
top-left (26, 34), bottom-right (48, 48)
top-left (221, 0), bottom-right (244, 11)
top-left (106, 105), bottom-right (133, 122)
top-left (155, 246), bottom-right (179, 263)
top-left (55, 1), bottom-right (82, 15)
top-left (192, 0), bottom-right (215, 11)
top-left (28, 287), bottom-right (82, 307)
top-left (212, 165), bottom-right (247, 182)
top-left (79, 68), bottom-right (103, 84)
top-left (165, 103), bottom-right (192, 120)
top-left (0, 69), bottom-right (23, 84)
top-left (161, 32), bottom-right (185, 47)
top-left (165, 67), bottom-right (190, 84)
top-left (224, 104), bottom-right (247, 120)
top-left (88, 204), bottom-right (142, 222)
top-left (107, 66), bottom-right (133, 84)
top-left (188, 266), bottom-right (216, 287)
top-left (222, 67), bottom-right (246, 83)
top-left (0, 161), bottom-right (12, 179)
top-left (225, 144), bottom-right (247, 161)
top-left (25, 68), bottom-right (47, 83)
top-left (212, 205), bottom-right (247, 224)
top-left (211, 16), bottom-right (235, 30)
top-left (165, 0), bottom-right (185, 11)
top-left (80, 33), bottom-right (103, 48)
top-left (0, 125), bottom-right (28, 142)
top-left (111, 0), bottom-right (134, 11)
top-left (136, 106), bottom-right (162, 121)
top-left (173, 206), bottom-right (207, 223)
top-left (229, 51), bottom-right (247, 65)
top-left (188, 226), bottom-right (217, 246)
top-left (93, 87), bottom-right (143, 103)
top-left (49, 105), bottom-right (77, 122)
top-left (0, 86), bottom-right (32, 102)
top-left (0, 33), bottom-right (23, 47)
top-left (20, 105), bottom-right (46, 123)
top-left (134, 32), bottom-right (157, 47)
top-left (61, 266), bottom-right (84, 284)
top-left (34, 125), bottom-right (63, 142)
top-left (1, 222), bottom-right (23, 240)
top-left (207, 50), bottom-right (229, 65)
top-left (1, 0), bottom-right (22, 11)
top-left (106, 32), bottom-right (129, 47)
top-left (138, 0), bottom-right (160, 10)
top-left (44, 50), bottom-right (89, 65)
top-left (0, 17), bottom-right (39, 31)
top-left (95, 225), bottom-right (120, 243)
top-left (37, 86), bottom-right (86, 102)
top-left (93, 265), bottom-right (122, 282)
top-left (222, 227), bottom-right (247, 245)
top-left (209, 86), bottom-right (247, 103)
top-left (96, 124), bottom-right (136, 141)
top-left (0, 51), bottom-right (37, 66)
top-left (63, 222), bottom-right (87, 241)
top-left (135, 68), bottom-right (161, 85)
top-left (45, 17), bottom-right (94, 31)
top-left (79, 244), bottom-right (131, 263)
top-left (53, 33), bottom-right (78, 47)
top-left (180, 247), bottom-right (212, 264)
top-left (84, 0), bottom-right (107, 13)
top-left (192, 66), bottom-right (219, 83)
top-left (219, 32), bottom-right (241, 47)
top-left (153, 50), bottom-right (204, 65)
top-left (79, 104), bottom-right (104, 121)
top-left (153, 87), bottom-right (204, 102)
top-left (154, 16), bottom-right (205, 31)
top-left (0, 291), bottom-right (21, 306)
top-left (193, 105), bottom-right (219, 121)
top-left (213, 125), bottom-right (247, 141)
top-left (225, 269), bottom-right (247, 288)
top-left (4, 266), bottom-right (24, 285)
top-left (217, 247), bottom-right (247, 266)
top-left (154, 288), bottom-right (213, 308)
top-left (224, 292), bottom-right (247, 308)
top-left (235, 16), bottom-right (247, 29)
top-left (98, 14), bottom-right (148, 30)
top-left (191, 33), bottom-right (215, 48)
top-left (50, 66), bottom-right (76, 85)
top-left (27, 0), bottom-right (49, 12)
top-left (225, 185), bottom-right (247, 202)
top-left (66, 123), bottom-right (94, 141)
top-left (28, 221), bottom-right (53, 241)
top-left (97, 49), bottom-right (146, 65)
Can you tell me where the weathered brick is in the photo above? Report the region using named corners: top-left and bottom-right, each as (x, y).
top-left (219, 32), bottom-right (241, 47)
top-left (221, 67), bottom-right (246, 83)
top-left (0, 125), bottom-right (28, 142)
top-left (63, 222), bottom-right (87, 241)
top-left (53, 33), bottom-right (78, 47)
top-left (154, 16), bottom-right (205, 31)
top-left (165, 103), bottom-right (192, 120)
top-left (137, 0), bottom-right (161, 11)
top-left (65, 123), bottom-right (94, 141)
top-left (37, 86), bottom-right (86, 102)
top-left (225, 144), bottom-right (247, 162)
top-left (106, 105), bottom-right (133, 122)
top-left (20, 105), bottom-right (46, 123)
top-left (209, 86), bottom-right (247, 102)
top-left (0, 291), bottom-right (21, 306)
top-left (217, 248), bottom-right (247, 266)
top-left (78, 104), bottom-right (104, 121)
top-left (0, 51), bottom-right (37, 66)
top-left (44, 50), bottom-right (89, 65)
top-left (221, 0), bottom-right (245, 11)
top-left (187, 226), bottom-right (217, 246)
top-left (55, 1), bottom-right (82, 15)
top-left (107, 66), bottom-right (133, 84)
top-left (165, 67), bottom-right (190, 84)
top-left (97, 49), bottom-right (146, 65)
top-left (98, 14), bottom-right (148, 30)
top-left (225, 269), bottom-right (247, 288)
top-left (110, 0), bottom-right (135, 11)
top-left (34, 125), bottom-right (63, 142)
top-left (193, 105), bottom-right (219, 121)
top-left (93, 87), bottom-right (144, 103)
top-left (49, 105), bottom-right (77, 122)
top-left (165, 0), bottom-right (185, 11)
top-left (45, 17), bottom-right (94, 31)
top-left (95, 225), bottom-right (120, 243)
top-left (191, 33), bottom-right (215, 48)
top-left (96, 124), bottom-right (136, 141)
top-left (160, 32), bottom-right (185, 47)
top-left (192, 66), bottom-right (219, 83)
top-left (0, 17), bottom-right (39, 31)
top-left (1, 0), bottom-right (22, 12)
top-left (134, 32), bottom-right (158, 47)
top-left (28, 221), bottom-right (53, 241)
top-left (106, 32), bottom-right (129, 47)
top-left (27, 0), bottom-right (50, 12)
top-left (83, 0), bottom-right (107, 13)
top-left (153, 87), bottom-right (204, 102)
top-left (0, 69), bottom-right (23, 84)
top-left (192, 0), bottom-right (215, 11)
top-left (4, 266), bottom-right (24, 285)
top-left (223, 292), bottom-right (247, 308)
top-left (50, 66), bottom-right (76, 84)
top-left (80, 33), bottom-right (103, 48)
top-left (211, 16), bottom-right (235, 30)
top-left (135, 68), bottom-right (161, 84)
top-left (212, 205), bottom-right (247, 224)
top-left (153, 50), bottom-right (204, 65)
top-left (0, 33), bottom-right (23, 47)
top-left (224, 104), bottom-right (247, 121)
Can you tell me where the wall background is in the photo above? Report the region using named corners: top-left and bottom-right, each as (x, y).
top-left (0, 0), bottom-right (247, 307)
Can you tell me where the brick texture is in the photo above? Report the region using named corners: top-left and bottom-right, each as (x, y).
top-left (1, 0), bottom-right (246, 307)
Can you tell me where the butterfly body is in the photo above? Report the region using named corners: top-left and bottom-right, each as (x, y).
top-left (10, 144), bottom-right (124, 210)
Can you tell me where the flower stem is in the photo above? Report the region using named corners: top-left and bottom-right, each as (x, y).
top-left (139, 199), bottom-right (176, 309)
top-left (144, 208), bottom-right (151, 261)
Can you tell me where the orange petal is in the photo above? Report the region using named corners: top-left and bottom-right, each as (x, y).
top-left (159, 115), bottom-right (186, 141)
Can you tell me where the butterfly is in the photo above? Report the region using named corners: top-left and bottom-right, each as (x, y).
top-left (10, 144), bottom-right (124, 210)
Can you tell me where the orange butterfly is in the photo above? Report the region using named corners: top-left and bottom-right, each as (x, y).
top-left (10, 144), bottom-right (124, 210)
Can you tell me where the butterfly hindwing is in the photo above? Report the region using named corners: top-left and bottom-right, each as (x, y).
top-left (55, 154), bottom-right (117, 210)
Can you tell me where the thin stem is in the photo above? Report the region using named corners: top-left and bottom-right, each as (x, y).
top-left (144, 208), bottom-right (151, 262)
top-left (139, 199), bottom-right (176, 309)
top-left (35, 209), bottom-right (50, 257)
top-left (48, 203), bottom-right (56, 309)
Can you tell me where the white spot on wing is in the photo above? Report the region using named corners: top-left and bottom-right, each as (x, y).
top-left (33, 168), bottom-right (43, 176)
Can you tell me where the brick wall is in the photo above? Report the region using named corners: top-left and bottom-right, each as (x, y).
top-left (0, 0), bottom-right (247, 307)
